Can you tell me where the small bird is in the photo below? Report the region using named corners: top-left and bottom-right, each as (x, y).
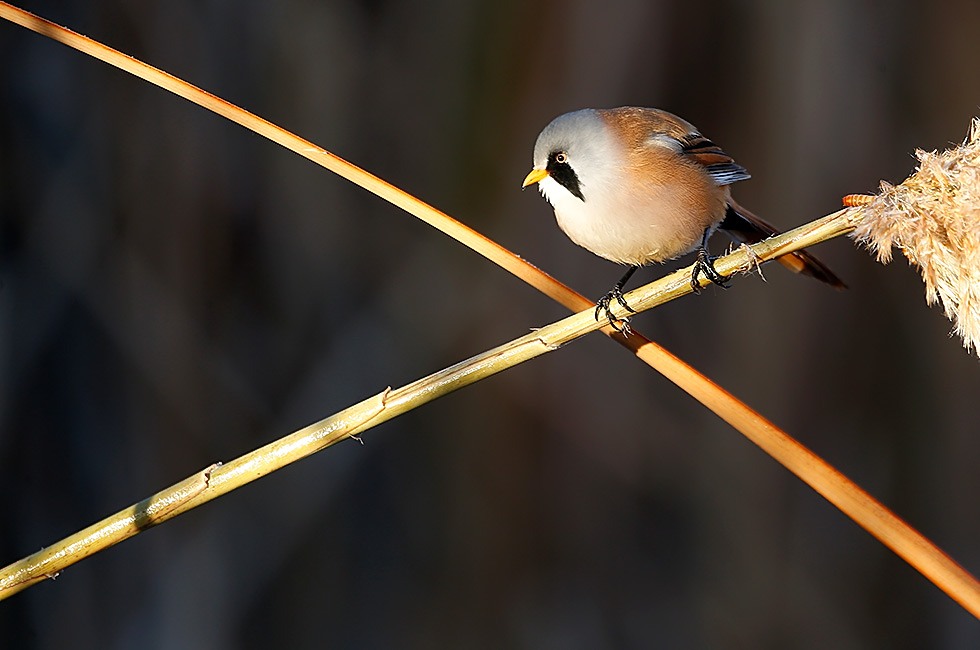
top-left (522, 107), bottom-right (844, 331)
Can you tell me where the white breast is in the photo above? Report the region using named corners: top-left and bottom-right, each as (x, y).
top-left (541, 169), bottom-right (724, 267)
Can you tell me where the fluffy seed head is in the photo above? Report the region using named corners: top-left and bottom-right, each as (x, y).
top-left (852, 118), bottom-right (980, 355)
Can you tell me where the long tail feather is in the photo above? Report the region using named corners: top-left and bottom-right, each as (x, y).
top-left (720, 200), bottom-right (846, 289)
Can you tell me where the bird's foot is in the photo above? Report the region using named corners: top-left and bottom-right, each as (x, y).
top-left (594, 287), bottom-right (636, 333)
top-left (691, 247), bottom-right (730, 293)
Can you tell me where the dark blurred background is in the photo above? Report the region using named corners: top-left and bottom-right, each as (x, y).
top-left (2, 0), bottom-right (980, 647)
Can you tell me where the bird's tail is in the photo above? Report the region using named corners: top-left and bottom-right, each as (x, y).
top-left (720, 199), bottom-right (846, 289)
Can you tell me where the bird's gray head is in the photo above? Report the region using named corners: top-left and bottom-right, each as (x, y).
top-left (529, 109), bottom-right (623, 203)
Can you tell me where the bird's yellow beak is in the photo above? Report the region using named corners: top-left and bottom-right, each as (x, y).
top-left (522, 168), bottom-right (549, 188)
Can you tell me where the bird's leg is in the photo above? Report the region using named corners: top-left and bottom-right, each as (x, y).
top-left (691, 227), bottom-right (730, 293)
top-left (595, 265), bottom-right (638, 332)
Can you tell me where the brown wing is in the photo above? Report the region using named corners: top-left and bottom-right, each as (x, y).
top-left (599, 108), bottom-right (751, 186)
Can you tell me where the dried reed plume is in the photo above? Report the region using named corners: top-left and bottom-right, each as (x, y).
top-left (853, 118), bottom-right (980, 355)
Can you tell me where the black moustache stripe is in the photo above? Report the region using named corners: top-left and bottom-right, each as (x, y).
top-left (546, 157), bottom-right (585, 201)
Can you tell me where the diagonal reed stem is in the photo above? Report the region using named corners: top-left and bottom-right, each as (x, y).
top-left (0, 216), bottom-right (852, 599)
top-left (1, 1), bottom-right (978, 620)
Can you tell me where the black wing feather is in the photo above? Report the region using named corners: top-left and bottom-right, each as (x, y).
top-left (677, 133), bottom-right (751, 186)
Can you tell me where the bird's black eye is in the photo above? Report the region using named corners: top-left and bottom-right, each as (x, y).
top-left (554, 152), bottom-right (568, 164)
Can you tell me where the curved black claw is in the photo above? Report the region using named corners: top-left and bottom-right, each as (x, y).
top-left (594, 288), bottom-right (635, 333)
top-left (691, 246), bottom-right (730, 293)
